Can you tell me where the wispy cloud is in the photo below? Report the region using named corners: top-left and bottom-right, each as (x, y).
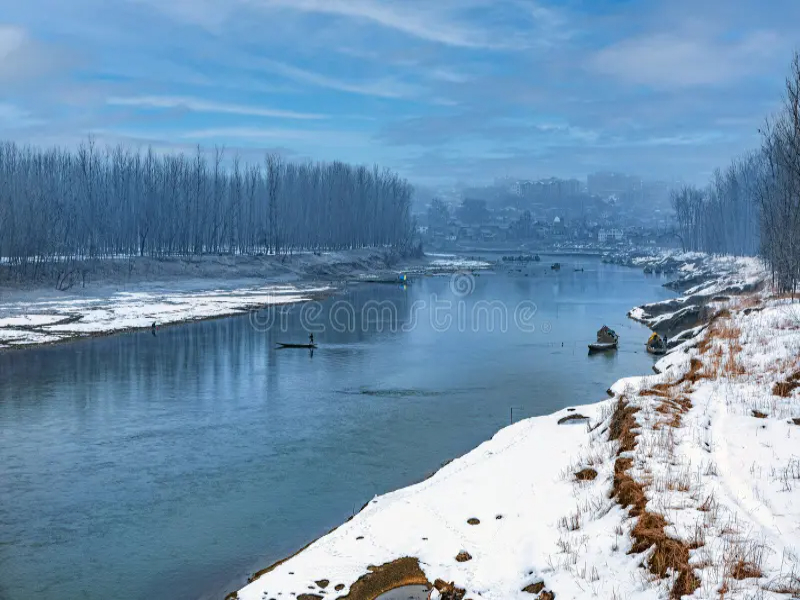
top-left (257, 0), bottom-right (505, 49)
top-left (0, 24), bottom-right (26, 59)
top-left (590, 29), bottom-right (784, 88)
top-left (260, 58), bottom-right (420, 98)
top-left (0, 102), bottom-right (42, 128)
top-left (107, 95), bottom-right (328, 120)
top-left (0, 23), bottom-right (72, 84)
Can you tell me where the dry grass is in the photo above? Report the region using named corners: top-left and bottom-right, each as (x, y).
top-left (715, 322), bottom-right (741, 341)
top-left (432, 579), bottom-right (466, 600)
top-left (608, 397), bottom-right (639, 453)
top-left (606, 390), bottom-right (700, 598)
top-left (728, 559), bottom-right (762, 580)
top-left (772, 369), bottom-right (800, 397)
top-left (575, 468), bottom-right (598, 481)
top-left (559, 509), bottom-right (582, 531)
top-left (338, 557), bottom-right (431, 600)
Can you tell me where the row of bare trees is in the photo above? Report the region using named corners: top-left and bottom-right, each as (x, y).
top-left (0, 141), bottom-right (414, 277)
top-left (671, 52), bottom-right (800, 292)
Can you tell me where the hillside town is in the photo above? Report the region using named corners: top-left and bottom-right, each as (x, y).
top-left (418, 171), bottom-right (679, 250)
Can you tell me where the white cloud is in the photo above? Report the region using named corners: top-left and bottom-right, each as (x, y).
top-left (107, 95), bottom-right (328, 120)
top-left (590, 29), bottom-right (784, 88)
top-left (0, 24), bottom-right (26, 59)
top-left (181, 126), bottom-right (355, 141)
top-left (260, 58), bottom-right (420, 98)
top-left (254, 0), bottom-right (501, 48)
top-left (0, 102), bottom-right (42, 128)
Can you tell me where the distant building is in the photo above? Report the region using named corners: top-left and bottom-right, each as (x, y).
top-left (552, 216), bottom-right (566, 236)
top-left (598, 228), bottom-right (624, 243)
top-left (588, 172), bottom-right (642, 198)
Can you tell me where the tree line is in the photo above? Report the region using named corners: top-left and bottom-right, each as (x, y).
top-left (671, 52), bottom-right (800, 292)
top-left (0, 140), bottom-right (415, 278)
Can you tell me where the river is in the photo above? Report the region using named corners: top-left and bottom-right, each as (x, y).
top-left (0, 254), bottom-right (672, 600)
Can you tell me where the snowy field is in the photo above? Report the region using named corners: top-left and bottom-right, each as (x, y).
top-left (0, 285), bottom-right (327, 349)
top-left (233, 253), bottom-right (800, 600)
top-left (0, 252), bottom-right (492, 351)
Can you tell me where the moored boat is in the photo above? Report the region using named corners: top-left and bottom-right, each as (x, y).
top-left (646, 332), bottom-right (667, 355)
top-left (588, 325), bottom-right (619, 353)
top-left (588, 341), bottom-right (618, 353)
top-left (276, 342), bottom-right (318, 349)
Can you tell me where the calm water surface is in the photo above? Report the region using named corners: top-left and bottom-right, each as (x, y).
top-left (0, 255), bottom-right (672, 600)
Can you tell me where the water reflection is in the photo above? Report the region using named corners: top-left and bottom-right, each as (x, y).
top-left (0, 257), bottom-right (672, 600)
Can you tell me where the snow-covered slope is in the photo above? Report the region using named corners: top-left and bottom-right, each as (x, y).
top-left (233, 253), bottom-right (799, 600)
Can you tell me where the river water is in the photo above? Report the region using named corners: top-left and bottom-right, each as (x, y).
top-left (0, 255), bottom-right (672, 600)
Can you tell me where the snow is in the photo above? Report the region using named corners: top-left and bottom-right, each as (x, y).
top-left (0, 314), bottom-right (67, 328)
top-left (0, 285), bottom-right (329, 349)
top-left (237, 403), bottom-right (619, 600)
top-left (233, 252), bottom-right (800, 600)
top-left (426, 254), bottom-right (493, 271)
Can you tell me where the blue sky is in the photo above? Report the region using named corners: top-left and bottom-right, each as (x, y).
top-left (1, 0), bottom-right (797, 186)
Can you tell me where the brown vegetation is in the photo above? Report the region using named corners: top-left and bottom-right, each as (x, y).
top-left (433, 579), bottom-right (466, 600)
top-left (522, 582), bottom-right (545, 594)
top-left (607, 391), bottom-right (700, 598)
top-left (729, 560), bottom-right (763, 580)
top-left (608, 398), bottom-right (639, 453)
top-left (575, 468), bottom-right (598, 481)
top-left (773, 370), bottom-right (800, 397)
top-left (455, 551), bottom-right (472, 563)
top-left (338, 557), bottom-right (431, 600)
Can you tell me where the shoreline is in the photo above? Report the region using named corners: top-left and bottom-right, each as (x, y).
top-left (229, 251), bottom-right (798, 600)
top-left (0, 251), bottom-right (491, 353)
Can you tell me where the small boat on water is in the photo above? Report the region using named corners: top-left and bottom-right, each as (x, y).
top-left (588, 325), bottom-right (618, 353)
top-left (588, 342), bottom-right (618, 353)
top-left (276, 342), bottom-right (317, 349)
top-left (646, 332), bottom-right (667, 355)
top-left (551, 262), bottom-right (561, 270)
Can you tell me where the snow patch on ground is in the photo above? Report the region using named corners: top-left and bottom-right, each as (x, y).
top-left (0, 285), bottom-right (328, 349)
top-left (234, 252), bottom-right (800, 600)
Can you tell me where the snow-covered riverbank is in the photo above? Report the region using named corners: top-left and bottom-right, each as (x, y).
top-left (0, 251), bottom-right (491, 350)
top-left (231, 252), bottom-right (799, 600)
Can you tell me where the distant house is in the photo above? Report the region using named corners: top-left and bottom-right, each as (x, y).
top-left (598, 228), bottom-right (624, 243)
top-left (552, 216), bottom-right (566, 236)
top-left (478, 224), bottom-right (503, 242)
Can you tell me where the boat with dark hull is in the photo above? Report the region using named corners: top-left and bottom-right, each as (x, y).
top-left (588, 325), bottom-right (618, 353)
top-left (276, 343), bottom-right (318, 349)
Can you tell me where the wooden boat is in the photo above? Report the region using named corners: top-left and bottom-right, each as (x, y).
top-left (588, 325), bottom-right (619, 353)
top-left (276, 342), bottom-right (317, 349)
top-left (588, 341), bottom-right (618, 353)
top-left (646, 332), bottom-right (667, 355)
